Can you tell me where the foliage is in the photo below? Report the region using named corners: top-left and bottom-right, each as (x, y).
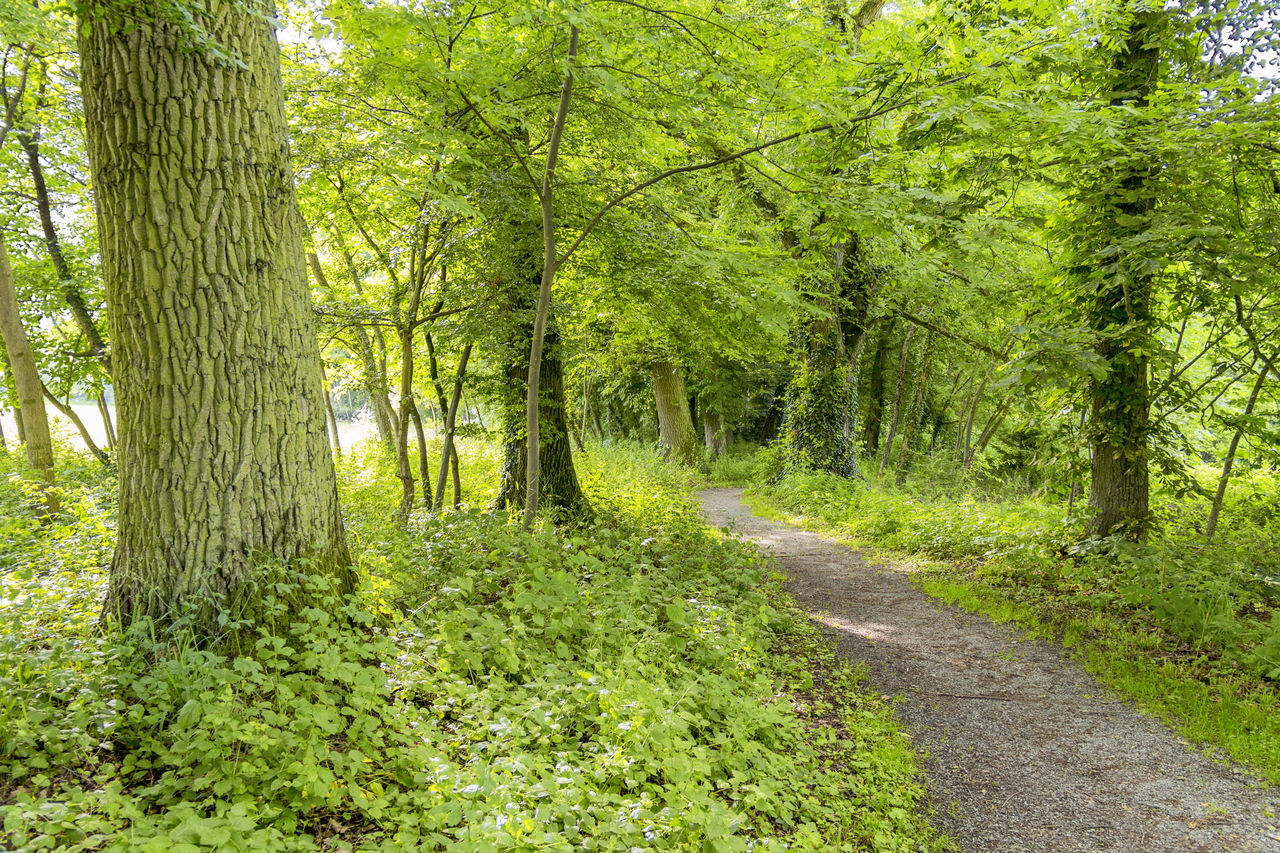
top-left (0, 444), bottom-right (945, 852)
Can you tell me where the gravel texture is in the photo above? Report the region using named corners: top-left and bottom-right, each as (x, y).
top-left (698, 487), bottom-right (1280, 853)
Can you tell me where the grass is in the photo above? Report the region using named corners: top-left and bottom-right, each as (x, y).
top-left (743, 459), bottom-right (1280, 786)
top-left (0, 438), bottom-right (948, 852)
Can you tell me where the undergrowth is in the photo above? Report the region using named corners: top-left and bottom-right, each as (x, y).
top-left (0, 439), bottom-right (945, 851)
top-left (746, 453), bottom-right (1280, 785)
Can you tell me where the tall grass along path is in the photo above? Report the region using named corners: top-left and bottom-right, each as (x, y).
top-left (698, 487), bottom-right (1280, 853)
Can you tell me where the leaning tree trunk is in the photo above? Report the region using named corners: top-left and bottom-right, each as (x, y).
top-left (651, 359), bottom-right (700, 466)
top-left (0, 234), bottom-right (57, 513)
top-left (1205, 346), bottom-right (1277, 542)
top-left (309, 249), bottom-right (396, 452)
top-left (18, 127), bottom-right (110, 371)
top-left (80, 1), bottom-right (352, 626)
top-left (1083, 8), bottom-right (1161, 541)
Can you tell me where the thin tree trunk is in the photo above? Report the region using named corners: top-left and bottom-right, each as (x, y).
top-left (974, 400), bottom-right (1011, 458)
top-left (591, 401), bottom-right (605, 441)
top-left (17, 126), bottom-right (110, 370)
top-left (41, 384), bottom-right (111, 466)
top-left (862, 317), bottom-right (895, 455)
top-left (651, 359), bottom-right (700, 465)
top-left (879, 323), bottom-right (917, 476)
top-left (311, 249), bottom-right (396, 451)
top-left (1206, 349), bottom-right (1277, 542)
top-left (409, 405), bottom-right (430, 502)
top-left (81, 1), bottom-right (352, 626)
top-left (895, 334), bottom-right (933, 485)
top-left (525, 25), bottom-right (580, 528)
top-left (424, 330), bottom-right (455, 500)
top-left (435, 343), bottom-right (473, 511)
top-left (961, 372), bottom-right (993, 468)
top-left (96, 384), bottom-right (116, 450)
top-left (395, 324), bottom-right (419, 519)
top-left (0, 233), bottom-right (57, 512)
top-left (322, 365), bottom-right (341, 455)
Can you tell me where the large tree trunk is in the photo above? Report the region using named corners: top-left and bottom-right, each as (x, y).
top-left (81, 1), bottom-right (353, 626)
top-left (651, 359), bottom-right (700, 465)
top-left (1083, 9), bottom-right (1161, 541)
top-left (0, 234), bottom-right (57, 513)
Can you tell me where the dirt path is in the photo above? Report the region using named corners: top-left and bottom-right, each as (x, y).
top-left (698, 487), bottom-right (1280, 853)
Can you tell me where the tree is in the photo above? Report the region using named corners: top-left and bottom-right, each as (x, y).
top-left (1073, 6), bottom-right (1163, 540)
top-left (0, 232), bottom-right (57, 513)
top-left (79, 1), bottom-right (353, 626)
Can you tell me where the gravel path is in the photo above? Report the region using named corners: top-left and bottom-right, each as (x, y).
top-left (698, 487), bottom-right (1280, 853)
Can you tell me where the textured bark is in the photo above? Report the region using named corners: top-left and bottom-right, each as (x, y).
top-left (703, 410), bottom-right (729, 458)
top-left (879, 323), bottom-right (917, 476)
top-left (784, 236), bottom-right (874, 479)
top-left (651, 359), bottom-right (700, 465)
top-left (81, 2), bottom-right (352, 625)
top-left (0, 234), bottom-right (57, 512)
top-left (1084, 10), bottom-right (1161, 540)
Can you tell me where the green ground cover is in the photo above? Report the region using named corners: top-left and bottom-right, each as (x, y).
top-left (0, 440), bottom-right (946, 852)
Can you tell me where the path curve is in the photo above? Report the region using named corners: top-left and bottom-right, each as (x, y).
top-left (698, 487), bottom-right (1279, 853)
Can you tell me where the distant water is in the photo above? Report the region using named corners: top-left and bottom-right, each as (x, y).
top-left (0, 404), bottom-right (381, 454)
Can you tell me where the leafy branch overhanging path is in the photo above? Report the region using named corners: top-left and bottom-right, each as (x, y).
top-left (697, 488), bottom-right (1279, 853)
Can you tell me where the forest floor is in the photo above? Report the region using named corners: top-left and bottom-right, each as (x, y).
top-left (697, 487), bottom-right (1280, 853)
